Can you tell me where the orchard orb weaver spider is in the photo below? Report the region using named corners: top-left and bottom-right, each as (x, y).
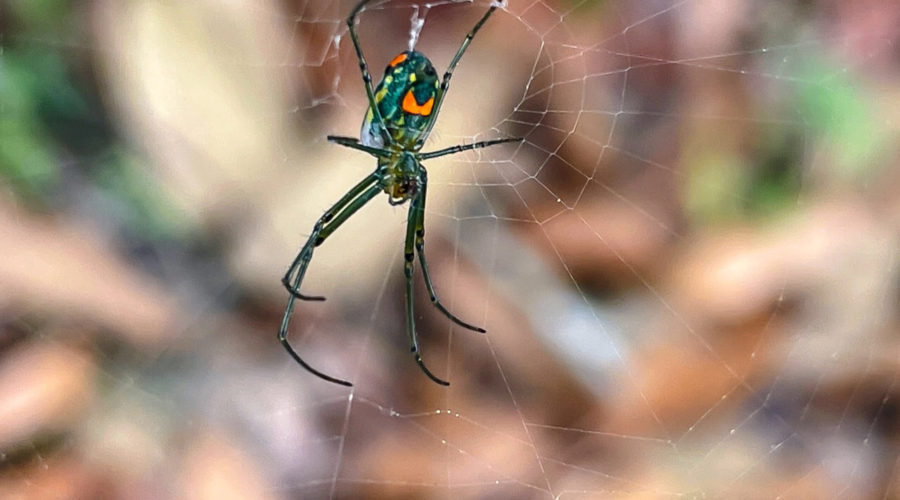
top-left (280, 0), bottom-right (520, 387)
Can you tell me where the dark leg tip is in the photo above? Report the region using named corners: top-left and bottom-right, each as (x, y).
top-left (414, 353), bottom-right (450, 386)
top-left (282, 279), bottom-right (324, 300)
top-left (289, 289), bottom-right (326, 301)
top-left (459, 323), bottom-right (487, 334)
top-left (280, 340), bottom-right (353, 387)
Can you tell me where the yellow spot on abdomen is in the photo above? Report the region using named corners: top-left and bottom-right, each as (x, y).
top-left (375, 86), bottom-right (388, 103)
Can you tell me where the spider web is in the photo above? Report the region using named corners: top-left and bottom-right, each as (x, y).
top-left (1, 0), bottom-right (899, 498)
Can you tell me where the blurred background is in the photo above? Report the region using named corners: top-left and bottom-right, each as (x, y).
top-left (1, 0), bottom-right (899, 498)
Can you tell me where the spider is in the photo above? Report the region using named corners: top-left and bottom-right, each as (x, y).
top-left (280, 0), bottom-right (520, 387)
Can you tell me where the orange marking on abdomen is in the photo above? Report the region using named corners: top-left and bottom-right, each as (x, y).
top-left (402, 90), bottom-right (434, 116)
top-left (389, 53), bottom-right (408, 67)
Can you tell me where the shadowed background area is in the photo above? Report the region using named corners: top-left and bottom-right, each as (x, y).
top-left (2, 0), bottom-right (900, 498)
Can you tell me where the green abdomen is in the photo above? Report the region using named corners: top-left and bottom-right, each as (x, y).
top-left (359, 51), bottom-right (439, 149)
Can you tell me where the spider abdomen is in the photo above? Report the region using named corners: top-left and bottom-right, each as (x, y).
top-left (360, 50), bottom-right (440, 149)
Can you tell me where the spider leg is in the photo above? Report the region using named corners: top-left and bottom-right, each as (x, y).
top-left (419, 3), bottom-right (501, 143)
top-left (405, 187), bottom-right (450, 386)
top-left (282, 173), bottom-right (379, 300)
top-left (419, 137), bottom-right (523, 161)
top-left (347, 0), bottom-right (392, 145)
top-left (280, 183), bottom-right (382, 387)
top-left (413, 169), bottom-right (486, 334)
top-left (327, 135), bottom-right (391, 157)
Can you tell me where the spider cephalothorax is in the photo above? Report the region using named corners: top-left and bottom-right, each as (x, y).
top-left (280, 0), bottom-right (521, 387)
top-left (378, 151), bottom-right (423, 204)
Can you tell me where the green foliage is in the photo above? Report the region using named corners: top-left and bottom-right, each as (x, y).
top-left (1, 1), bottom-right (184, 239)
top-left (0, 51), bottom-right (64, 203)
top-left (685, 124), bottom-right (805, 226)
top-left (9, 0), bottom-right (71, 32)
top-left (684, 151), bottom-right (749, 225)
top-left (93, 148), bottom-right (187, 241)
top-left (685, 53), bottom-right (882, 226)
top-left (797, 57), bottom-right (885, 181)
top-left (562, 0), bottom-right (610, 15)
